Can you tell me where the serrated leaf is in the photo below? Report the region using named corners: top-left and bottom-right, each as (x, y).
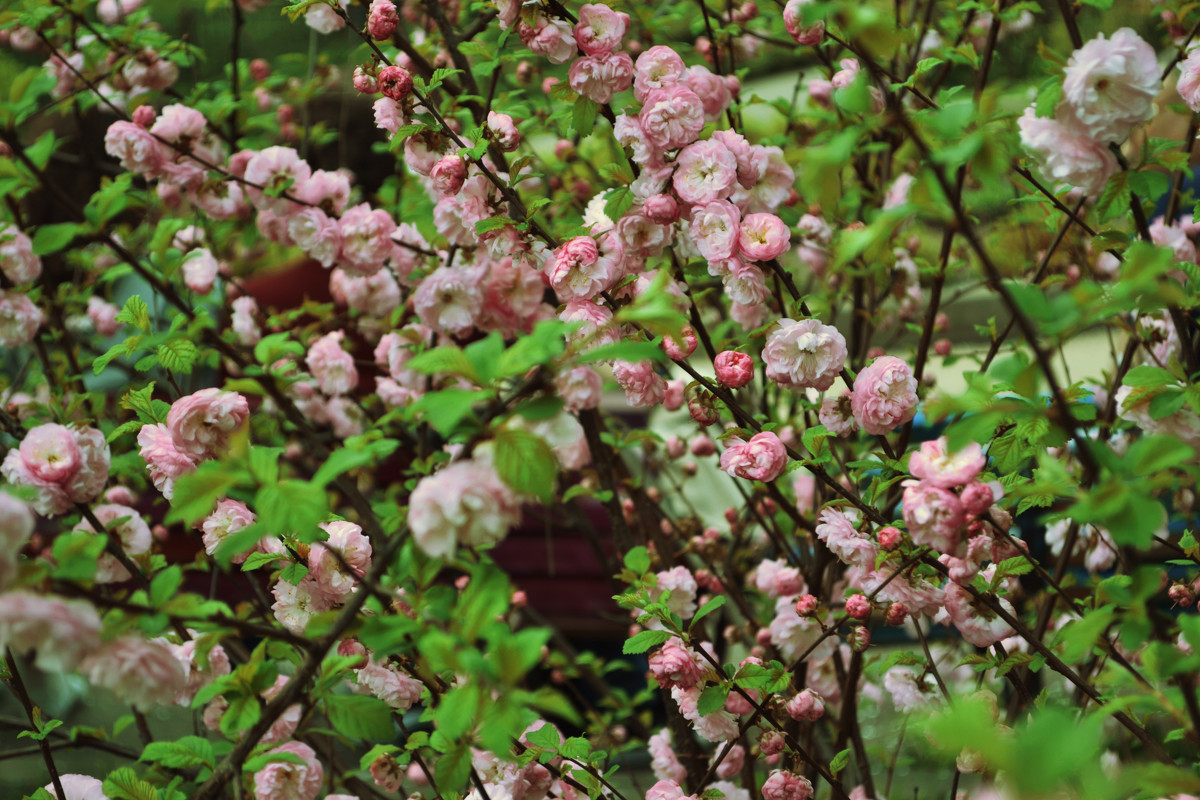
top-left (116, 295), bottom-right (151, 334)
top-left (697, 684), bottom-right (730, 716)
top-left (493, 427), bottom-right (558, 503)
top-left (325, 693), bottom-right (396, 741)
top-left (622, 629), bottom-right (673, 654)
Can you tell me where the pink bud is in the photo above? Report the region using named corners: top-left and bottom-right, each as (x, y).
top-left (759, 730), bottom-right (786, 756)
top-left (368, 0), bottom-right (399, 41)
top-left (250, 58), bottom-right (271, 81)
top-left (934, 312), bottom-right (950, 331)
top-left (132, 105), bottom-right (156, 128)
top-left (785, 688), bottom-right (824, 721)
top-left (542, 77), bottom-right (560, 95)
top-left (378, 65), bottom-right (413, 101)
top-left (554, 139), bottom-right (576, 160)
top-left (845, 594), bottom-right (871, 619)
top-left (878, 526), bottom-right (902, 550)
top-left (886, 602), bottom-right (907, 625)
top-left (662, 326), bottom-right (698, 360)
top-left (1170, 584), bottom-right (1196, 608)
top-left (714, 350), bottom-right (754, 388)
top-left (512, 590), bottom-right (527, 608)
top-left (848, 625), bottom-right (871, 651)
top-left (960, 483), bottom-right (995, 517)
top-left (690, 435), bottom-right (716, 457)
top-left (663, 379), bottom-right (685, 411)
top-left (794, 594), bottom-right (818, 616)
top-left (454, 575), bottom-right (470, 591)
top-left (666, 435), bottom-right (687, 460)
top-left (644, 193), bottom-right (680, 224)
top-left (934, 339), bottom-right (951, 356)
top-left (430, 154), bottom-right (467, 196)
top-left (353, 66), bottom-right (379, 94)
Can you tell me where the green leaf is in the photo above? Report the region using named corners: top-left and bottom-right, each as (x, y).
top-left (149, 565), bottom-right (184, 606)
top-left (1122, 365), bottom-right (1177, 388)
top-left (1056, 606), bottom-right (1116, 663)
top-left (691, 595), bottom-right (726, 627)
top-left (413, 388), bottom-right (489, 437)
top-left (249, 446), bottom-right (284, 485)
top-left (311, 439), bottom-right (399, 488)
top-left (493, 427), bottom-right (558, 503)
top-left (140, 736), bottom-right (215, 770)
top-left (254, 332), bottom-right (306, 365)
top-left (50, 532), bottom-right (107, 582)
top-left (496, 320), bottom-right (566, 377)
top-left (241, 551), bottom-right (286, 571)
top-left (830, 748), bottom-right (851, 776)
top-left (435, 744), bottom-right (473, 793)
top-left (697, 685), bottom-right (730, 716)
top-left (407, 346), bottom-right (479, 382)
top-left (325, 694), bottom-right (396, 741)
top-left (573, 96), bottom-right (599, 137)
top-left (622, 629), bottom-right (673, 654)
top-left (166, 462), bottom-right (239, 526)
top-left (157, 338), bottom-right (200, 374)
top-left (437, 684), bottom-right (481, 741)
top-left (31, 223), bottom-right (81, 255)
top-left (102, 767), bottom-right (159, 800)
top-left (574, 340), bottom-right (664, 365)
top-left (255, 480), bottom-right (328, 543)
top-left (116, 295), bottom-right (151, 334)
top-left (623, 546), bottom-right (650, 574)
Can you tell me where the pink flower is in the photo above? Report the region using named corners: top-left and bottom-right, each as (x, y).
top-left (409, 457), bottom-right (521, 557)
top-left (97, 0), bottom-right (143, 23)
top-left (634, 46), bottom-right (686, 102)
top-left (612, 360), bottom-right (667, 407)
top-left (815, 509), bottom-right (876, 568)
top-left (943, 580), bottom-right (1015, 648)
top-left (656, 565), bottom-right (699, 618)
top-left (649, 639), bottom-right (704, 688)
top-left (0, 226), bottom-right (41, 284)
top-left (167, 388), bottom-right (250, 460)
top-left (1060, 28), bottom-right (1159, 144)
top-left (254, 742), bottom-right (324, 800)
top-left (309, 520), bottom-right (372, 601)
top-left (137, 423), bottom-right (198, 500)
top-left (296, 169), bottom-right (351, 215)
top-left (908, 436), bottom-right (985, 488)
top-left (305, 0), bottom-right (346, 33)
top-left (0, 494), bottom-right (33, 590)
top-left (44, 774), bottom-right (109, 800)
top-left (330, 268), bottom-right (401, 318)
top-left (574, 4), bottom-right (629, 55)
top-left (379, 65), bottom-right (413, 101)
top-left (850, 355), bottom-right (917, 435)
top-left (2, 424), bottom-right (110, 516)
top-left (167, 637), bottom-right (231, 707)
top-left (546, 236), bottom-right (612, 301)
top-left (647, 780), bottom-right (687, 800)
top-left (556, 366), bottom-right (604, 411)
top-left (569, 51), bottom-right (636, 104)
top-left (356, 654), bottom-right (423, 710)
top-left (640, 86), bottom-right (706, 150)
top-left (76, 503), bottom-right (153, 584)
top-left (762, 771), bottom-right (813, 800)
top-left (672, 684), bottom-right (739, 742)
top-left (0, 591), bottom-right (101, 672)
top-left (80, 636), bottom-right (187, 711)
top-left (720, 432), bottom-right (788, 482)
top-left (819, 390), bottom-right (858, 437)
top-left (87, 296), bottom-right (121, 337)
top-left (785, 689), bottom-right (824, 721)
top-left (683, 65), bottom-right (732, 121)
top-left (648, 730), bottom-right (687, 784)
top-left (673, 140), bottom-right (738, 204)
top-left (337, 203), bottom-right (396, 276)
top-left (1017, 107), bottom-right (1117, 197)
top-left (413, 266), bottom-right (484, 337)
top-left (522, 17), bottom-right (577, 64)
top-left (370, 753), bottom-right (403, 793)
top-left (689, 200), bottom-right (741, 262)
top-left (901, 480), bottom-right (965, 555)
top-left (783, 0), bottom-right (824, 45)
top-left (488, 111), bottom-right (521, 151)
top-left (306, 330), bottom-right (358, 396)
top-left (0, 289), bottom-right (43, 346)
top-left (243, 146), bottom-right (311, 215)
top-left (430, 154), bottom-right (467, 196)
top-left (288, 208), bottom-right (343, 268)
top-left (1181, 49), bottom-right (1200, 113)
top-left (202, 498), bottom-right (258, 560)
top-left (367, 0), bottom-right (399, 40)
top-left (182, 248), bottom-right (220, 294)
top-left (763, 318), bottom-right (846, 391)
top-left (104, 121), bottom-right (168, 177)
top-left (738, 213), bottom-right (790, 261)
top-left (714, 351), bottom-right (754, 388)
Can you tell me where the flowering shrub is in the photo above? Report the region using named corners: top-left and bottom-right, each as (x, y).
top-left (1, 0), bottom-right (1200, 799)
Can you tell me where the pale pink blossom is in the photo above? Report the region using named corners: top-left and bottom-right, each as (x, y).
top-left (79, 635), bottom-right (186, 711)
top-left (673, 140), bottom-right (738, 205)
top-left (306, 330), bottom-right (358, 396)
top-left (86, 296), bottom-right (121, 337)
top-left (202, 498), bottom-right (258, 561)
top-left (487, 111), bottom-right (521, 151)
top-left (167, 388), bottom-right (250, 460)
top-left (1149, 217), bottom-right (1198, 264)
top-left (851, 355), bottom-right (917, 435)
top-left (0, 592), bottom-right (101, 672)
top-left (574, 4), bottom-right (629, 55)
top-left (1060, 28), bottom-right (1159, 144)
top-left (44, 774), bottom-right (109, 800)
top-left (720, 259), bottom-right (769, 306)
top-left (355, 654), bottom-right (423, 710)
top-left (76, 503), bottom-right (153, 584)
top-left (640, 86), bottom-right (705, 151)
top-left (330, 267), bottom-right (401, 318)
top-left (254, 742), bottom-right (324, 800)
top-left (612, 360), bottom-right (667, 407)
top-left (327, 396), bottom-right (366, 439)
top-left (556, 366), bottom-right (604, 411)
top-left (430, 154), bottom-right (467, 197)
top-left (309, 520), bottom-right (372, 601)
top-left (514, 412), bottom-right (590, 471)
top-left (0, 289), bottom-right (43, 347)
top-left (413, 266), bottom-right (484, 337)
top-left (546, 236), bottom-right (612, 301)
top-left (305, 0), bottom-right (347, 34)
top-left (0, 494), bottom-right (33, 590)
top-left (1017, 107), bottom-right (1118, 196)
top-left (522, 17), bottom-right (577, 65)
top-left (763, 318), bottom-right (846, 391)
top-left (2, 424), bottom-right (110, 516)
top-left (943, 580), bottom-right (1015, 648)
top-left (616, 211), bottom-right (672, 258)
top-left (613, 114), bottom-right (658, 166)
top-left (738, 213), bottom-right (790, 261)
top-left (785, 689), bottom-right (824, 721)
top-left (373, 97), bottom-right (406, 138)
top-left (634, 46), bottom-right (686, 102)
top-left (288, 208), bottom-right (343, 268)
top-left (122, 48), bottom-right (179, 93)
top-left (884, 666), bottom-right (935, 712)
top-left (243, 146), bottom-right (311, 215)
top-left (137, 423), bottom-right (197, 500)
top-left (815, 509), bottom-right (876, 568)
top-left (0, 226), bottom-right (41, 284)
top-left (672, 685), bottom-right (739, 742)
top-left (1180, 48), bottom-right (1200, 112)
top-left (478, 257), bottom-right (545, 335)
top-left (272, 575), bottom-right (336, 635)
top-left (97, 0), bottom-right (143, 22)
top-left (656, 566), bottom-right (699, 618)
top-left (182, 248), bottom-right (220, 294)
top-left (649, 639), bottom-right (704, 688)
top-left (819, 390), bottom-right (858, 437)
top-left (648, 730), bottom-right (687, 784)
top-left (338, 203), bottom-right (396, 275)
top-left (908, 437), bottom-right (986, 488)
top-left (409, 457), bottom-right (521, 557)
top-left (104, 121), bottom-right (168, 176)
top-left (720, 432), bottom-right (788, 482)
top-left (569, 51), bottom-right (636, 104)
top-left (683, 65), bottom-right (732, 121)
top-left (902, 480), bottom-right (966, 555)
top-left (647, 779), bottom-right (687, 800)
top-left (783, 0), bottom-right (824, 45)
top-left (762, 771), bottom-right (813, 800)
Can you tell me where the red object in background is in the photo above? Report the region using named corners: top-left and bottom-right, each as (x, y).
top-left (231, 259), bottom-right (625, 639)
